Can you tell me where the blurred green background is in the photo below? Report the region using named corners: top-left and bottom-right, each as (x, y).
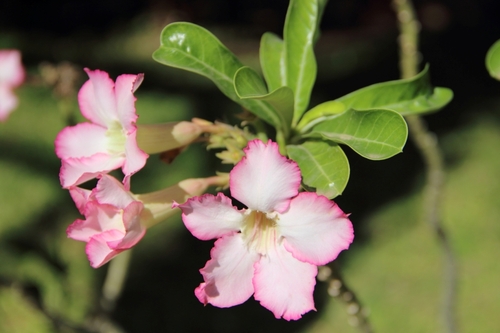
top-left (1, 0), bottom-right (500, 332)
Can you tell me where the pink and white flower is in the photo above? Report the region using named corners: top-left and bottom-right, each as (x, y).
top-left (55, 68), bottom-right (148, 188)
top-left (67, 174), bottom-right (146, 268)
top-left (174, 140), bottom-right (354, 320)
top-left (0, 50), bottom-right (25, 121)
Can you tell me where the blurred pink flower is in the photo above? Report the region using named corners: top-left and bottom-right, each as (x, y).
top-left (174, 140), bottom-right (354, 320)
top-left (55, 68), bottom-right (148, 189)
top-left (0, 50), bottom-right (25, 121)
top-left (67, 174), bottom-right (145, 268)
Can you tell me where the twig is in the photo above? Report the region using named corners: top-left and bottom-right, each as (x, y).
top-left (318, 264), bottom-right (373, 333)
top-left (391, 0), bottom-right (458, 332)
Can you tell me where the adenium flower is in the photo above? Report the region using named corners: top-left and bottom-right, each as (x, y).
top-left (68, 173), bottom-right (229, 268)
top-left (68, 174), bottom-right (146, 268)
top-left (174, 140), bottom-right (354, 320)
top-left (0, 50), bottom-right (25, 121)
top-left (55, 68), bottom-right (148, 188)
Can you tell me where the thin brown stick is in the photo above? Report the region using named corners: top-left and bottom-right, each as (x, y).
top-left (391, 0), bottom-right (458, 332)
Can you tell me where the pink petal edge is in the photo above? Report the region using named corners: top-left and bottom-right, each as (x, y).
top-left (230, 139), bottom-right (301, 213)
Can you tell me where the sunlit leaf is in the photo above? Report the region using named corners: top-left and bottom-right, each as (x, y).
top-left (307, 108), bottom-right (408, 160)
top-left (296, 100), bottom-right (346, 132)
top-left (287, 141), bottom-right (349, 198)
top-left (336, 65), bottom-right (453, 115)
top-left (486, 39), bottom-right (500, 80)
top-left (234, 67), bottom-right (293, 135)
top-left (284, 0), bottom-right (319, 124)
top-left (153, 22), bottom-right (281, 127)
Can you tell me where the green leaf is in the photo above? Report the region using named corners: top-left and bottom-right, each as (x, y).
top-left (307, 108), bottom-right (408, 160)
top-left (284, 0), bottom-right (319, 124)
top-left (486, 39), bottom-right (500, 80)
top-left (260, 32), bottom-right (285, 92)
top-left (234, 67), bottom-right (293, 135)
top-left (287, 141), bottom-right (349, 198)
top-left (153, 22), bottom-right (281, 128)
top-left (296, 100), bottom-right (346, 132)
top-left (153, 22), bottom-right (242, 99)
top-left (336, 65), bottom-right (453, 116)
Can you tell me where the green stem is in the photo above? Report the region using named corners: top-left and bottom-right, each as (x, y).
top-left (100, 250), bottom-right (132, 312)
top-left (392, 1), bottom-right (458, 332)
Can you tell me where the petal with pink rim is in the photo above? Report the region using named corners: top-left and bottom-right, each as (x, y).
top-left (78, 69), bottom-right (117, 126)
top-left (195, 233), bottom-right (259, 307)
top-left (86, 229), bottom-right (125, 268)
top-left (69, 186), bottom-right (92, 214)
top-left (109, 201), bottom-right (145, 249)
top-left (55, 123), bottom-right (108, 160)
top-left (59, 153), bottom-right (124, 188)
top-left (114, 73), bottom-right (142, 128)
top-left (174, 193), bottom-right (244, 241)
top-left (253, 243), bottom-right (317, 320)
top-left (67, 218), bottom-right (100, 242)
top-left (94, 174), bottom-right (137, 208)
top-left (278, 192), bottom-right (354, 265)
top-left (122, 128), bottom-right (148, 179)
top-left (230, 140), bottom-right (301, 213)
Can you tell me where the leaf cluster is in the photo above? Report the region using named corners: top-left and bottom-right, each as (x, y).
top-left (153, 0), bottom-right (452, 198)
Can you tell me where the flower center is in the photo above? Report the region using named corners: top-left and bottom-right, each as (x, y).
top-left (106, 121), bottom-right (127, 155)
top-left (242, 210), bottom-right (278, 255)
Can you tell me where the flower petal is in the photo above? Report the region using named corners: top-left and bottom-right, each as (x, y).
top-left (67, 218), bottom-right (100, 242)
top-left (55, 122), bottom-right (108, 159)
top-left (78, 69), bottom-right (117, 126)
top-left (253, 243), bottom-right (317, 320)
top-left (230, 140), bottom-right (301, 213)
top-left (69, 186), bottom-right (92, 214)
top-left (85, 230), bottom-right (125, 268)
top-left (114, 73), bottom-right (142, 130)
top-left (122, 128), bottom-right (148, 181)
top-left (174, 193), bottom-right (244, 240)
top-left (110, 201), bottom-right (145, 250)
top-left (195, 233), bottom-right (258, 307)
top-left (279, 192), bottom-right (354, 265)
top-left (94, 174), bottom-right (136, 209)
top-left (59, 153), bottom-right (124, 188)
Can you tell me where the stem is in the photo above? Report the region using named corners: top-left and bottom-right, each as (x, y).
top-left (392, 1), bottom-right (458, 332)
top-left (318, 264), bottom-right (373, 333)
top-left (100, 250), bottom-right (132, 313)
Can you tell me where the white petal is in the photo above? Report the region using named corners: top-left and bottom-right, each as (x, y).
top-left (78, 69), bottom-right (117, 126)
top-left (253, 243), bottom-right (317, 320)
top-left (55, 122), bottom-right (109, 159)
top-left (230, 140), bottom-right (301, 213)
top-left (195, 233), bottom-right (258, 307)
top-left (279, 192), bottom-right (354, 265)
top-left (174, 193), bottom-right (244, 240)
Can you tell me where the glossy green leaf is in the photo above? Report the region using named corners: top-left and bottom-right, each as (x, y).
top-left (284, 0), bottom-right (319, 124)
top-left (153, 22), bottom-right (281, 128)
top-left (336, 65), bottom-right (453, 116)
top-left (307, 108), bottom-right (408, 160)
top-left (260, 32), bottom-right (285, 92)
top-left (486, 39), bottom-right (500, 80)
top-left (234, 67), bottom-right (293, 135)
top-left (287, 141), bottom-right (349, 198)
top-left (296, 100), bottom-right (346, 132)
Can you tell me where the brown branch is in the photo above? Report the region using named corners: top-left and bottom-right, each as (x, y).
top-left (318, 264), bottom-right (373, 333)
top-left (391, 0), bottom-right (458, 332)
